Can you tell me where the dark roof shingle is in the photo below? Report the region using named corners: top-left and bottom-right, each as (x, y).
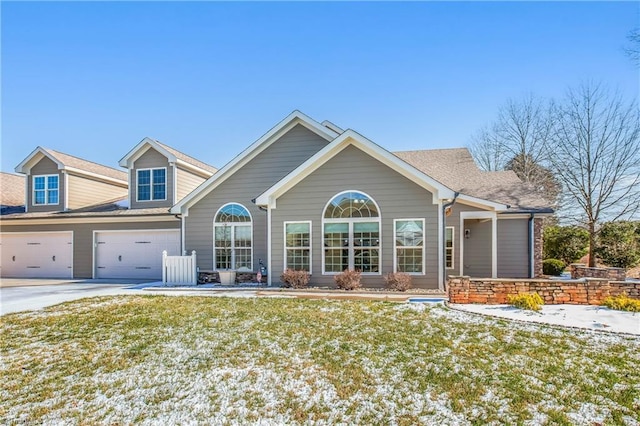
top-left (394, 148), bottom-right (551, 210)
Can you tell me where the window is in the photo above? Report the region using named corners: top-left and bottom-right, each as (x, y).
top-left (323, 191), bottom-right (380, 274)
top-left (137, 168), bottom-right (166, 201)
top-left (33, 175), bottom-right (59, 205)
top-left (445, 226), bottom-right (454, 269)
top-left (285, 222), bottom-right (311, 272)
top-left (394, 219), bottom-right (425, 274)
top-left (214, 203), bottom-right (252, 270)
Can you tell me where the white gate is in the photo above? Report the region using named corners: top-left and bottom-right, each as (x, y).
top-left (162, 250), bottom-right (197, 285)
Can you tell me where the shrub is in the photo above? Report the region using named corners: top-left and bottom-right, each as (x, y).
top-left (595, 221), bottom-right (640, 269)
top-left (542, 259), bottom-right (566, 276)
top-left (280, 269), bottom-right (310, 289)
top-left (602, 294), bottom-right (640, 312)
top-left (334, 269), bottom-right (362, 290)
top-left (507, 293), bottom-right (544, 311)
top-left (543, 225), bottom-right (589, 265)
top-left (384, 272), bottom-right (412, 292)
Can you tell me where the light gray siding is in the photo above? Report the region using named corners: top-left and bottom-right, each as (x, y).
top-left (176, 167), bottom-right (207, 202)
top-left (497, 218), bottom-right (529, 278)
top-left (130, 148), bottom-right (174, 209)
top-left (271, 144), bottom-right (439, 289)
top-left (67, 173), bottom-right (128, 209)
top-left (0, 219), bottom-right (179, 278)
top-left (185, 124), bottom-right (331, 271)
top-left (445, 203), bottom-right (488, 277)
top-left (462, 219), bottom-right (492, 277)
top-left (28, 157), bottom-right (65, 212)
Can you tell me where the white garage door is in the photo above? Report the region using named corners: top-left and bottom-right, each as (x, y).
top-left (94, 230), bottom-right (180, 279)
top-left (0, 232), bottom-right (73, 278)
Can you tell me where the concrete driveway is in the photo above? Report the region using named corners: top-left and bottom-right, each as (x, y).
top-left (0, 279), bottom-right (151, 315)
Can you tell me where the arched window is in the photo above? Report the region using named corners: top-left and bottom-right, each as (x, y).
top-left (214, 203), bottom-right (252, 270)
top-left (323, 191), bottom-right (381, 274)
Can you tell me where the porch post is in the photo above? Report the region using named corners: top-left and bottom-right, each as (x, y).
top-left (491, 215), bottom-right (497, 278)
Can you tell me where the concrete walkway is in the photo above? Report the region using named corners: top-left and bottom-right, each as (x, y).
top-left (0, 279), bottom-right (447, 315)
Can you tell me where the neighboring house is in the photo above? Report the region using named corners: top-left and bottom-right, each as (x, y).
top-left (171, 111), bottom-right (552, 289)
top-left (0, 142), bottom-right (216, 279)
top-left (0, 172), bottom-right (26, 215)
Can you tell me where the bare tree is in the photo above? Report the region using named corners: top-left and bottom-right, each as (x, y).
top-left (468, 95), bottom-right (559, 203)
top-left (547, 83), bottom-right (640, 267)
top-left (625, 28), bottom-right (640, 65)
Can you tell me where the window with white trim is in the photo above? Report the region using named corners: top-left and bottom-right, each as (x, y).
top-left (33, 175), bottom-right (59, 205)
top-left (285, 222), bottom-right (311, 272)
top-left (445, 226), bottom-right (454, 269)
top-left (214, 203), bottom-right (252, 270)
top-left (323, 191), bottom-right (380, 274)
top-left (394, 219), bottom-right (425, 274)
top-left (137, 168), bottom-right (166, 201)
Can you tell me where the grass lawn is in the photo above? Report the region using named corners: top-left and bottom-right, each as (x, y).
top-left (1, 296), bottom-right (639, 425)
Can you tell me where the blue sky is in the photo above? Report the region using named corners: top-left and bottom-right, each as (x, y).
top-left (2, 1), bottom-right (638, 173)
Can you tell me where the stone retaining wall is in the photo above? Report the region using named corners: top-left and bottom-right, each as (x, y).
top-left (448, 276), bottom-right (640, 305)
top-left (569, 264), bottom-right (626, 281)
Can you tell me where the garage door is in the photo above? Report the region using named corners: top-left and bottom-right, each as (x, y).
top-left (94, 230), bottom-right (180, 279)
top-left (0, 232), bottom-right (73, 278)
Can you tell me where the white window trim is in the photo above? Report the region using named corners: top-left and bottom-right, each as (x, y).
top-left (283, 220), bottom-right (312, 274)
top-left (321, 190), bottom-right (382, 276)
top-left (445, 226), bottom-right (455, 270)
top-left (32, 174), bottom-right (60, 206)
top-left (393, 218), bottom-right (426, 275)
top-left (213, 203), bottom-right (253, 271)
top-left (136, 167), bottom-right (167, 202)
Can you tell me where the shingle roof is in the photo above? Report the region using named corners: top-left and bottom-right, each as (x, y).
top-left (0, 172), bottom-right (25, 207)
top-left (393, 148), bottom-right (551, 210)
top-left (1, 196), bottom-right (172, 220)
top-left (46, 148), bottom-right (128, 182)
top-left (152, 139), bottom-right (218, 174)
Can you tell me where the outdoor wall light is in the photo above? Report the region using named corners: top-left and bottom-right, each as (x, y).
top-left (464, 229), bottom-right (471, 239)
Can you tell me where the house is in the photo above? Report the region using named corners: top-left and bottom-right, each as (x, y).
top-left (171, 111), bottom-right (552, 289)
top-left (0, 142), bottom-right (216, 279)
top-left (1, 111), bottom-right (552, 288)
top-left (0, 172), bottom-right (26, 215)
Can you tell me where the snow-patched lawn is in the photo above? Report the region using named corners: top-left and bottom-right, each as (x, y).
top-left (1, 296), bottom-right (639, 425)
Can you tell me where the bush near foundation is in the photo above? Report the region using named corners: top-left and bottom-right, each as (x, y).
top-left (602, 294), bottom-right (640, 312)
top-left (280, 269), bottom-right (310, 289)
top-left (335, 269), bottom-right (362, 290)
top-left (543, 225), bottom-right (589, 265)
top-left (507, 293), bottom-right (544, 311)
top-left (542, 259), bottom-right (566, 276)
top-left (384, 272), bottom-right (412, 291)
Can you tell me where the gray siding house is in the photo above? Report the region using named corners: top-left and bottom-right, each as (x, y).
top-left (172, 111), bottom-right (552, 289)
top-left (1, 111), bottom-right (551, 287)
top-left (1, 142), bottom-right (216, 279)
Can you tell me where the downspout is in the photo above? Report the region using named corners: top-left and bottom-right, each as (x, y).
top-left (442, 192), bottom-right (459, 290)
top-left (528, 213), bottom-right (535, 278)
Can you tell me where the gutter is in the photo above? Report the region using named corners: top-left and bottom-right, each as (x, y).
top-left (528, 213), bottom-right (535, 278)
top-left (442, 192), bottom-right (459, 290)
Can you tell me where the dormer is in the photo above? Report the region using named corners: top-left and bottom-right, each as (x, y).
top-left (119, 138), bottom-right (217, 209)
top-left (14, 147), bottom-right (128, 213)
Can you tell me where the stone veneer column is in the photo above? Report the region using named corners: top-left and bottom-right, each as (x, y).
top-left (534, 218), bottom-right (544, 277)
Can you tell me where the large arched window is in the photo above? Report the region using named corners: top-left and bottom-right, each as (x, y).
top-left (214, 203), bottom-right (252, 270)
top-left (323, 191), bottom-right (381, 274)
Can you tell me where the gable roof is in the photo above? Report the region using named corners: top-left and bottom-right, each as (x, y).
top-left (170, 110), bottom-right (340, 214)
top-left (254, 129), bottom-right (457, 208)
top-left (1, 172), bottom-right (25, 211)
top-left (119, 137), bottom-right (217, 176)
top-left (394, 148), bottom-right (551, 210)
top-left (15, 147), bottom-right (128, 184)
